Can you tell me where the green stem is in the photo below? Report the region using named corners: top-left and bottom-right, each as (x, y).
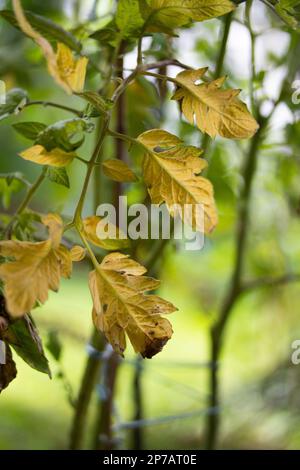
top-left (107, 129), bottom-right (137, 146)
top-left (69, 328), bottom-right (105, 450)
top-left (0, 173), bottom-right (31, 187)
top-left (201, 12), bottom-right (233, 154)
top-left (246, 0), bottom-right (256, 115)
top-left (204, 33), bottom-right (298, 449)
top-left (205, 115), bottom-right (266, 451)
top-left (25, 101), bottom-right (83, 117)
top-left (15, 168), bottom-right (47, 215)
top-left (214, 12), bottom-right (233, 79)
top-left (141, 70), bottom-right (177, 84)
top-left (92, 60), bottom-right (127, 448)
top-left (4, 168), bottom-right (46, 239)
top-left (137, 37), bottom-right (143, 65)
top-left (69, 133), bottom-right (108, 449)
top-left (73, 116), bottom-right (109, 221)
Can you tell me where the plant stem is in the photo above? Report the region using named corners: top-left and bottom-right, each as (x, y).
top-left (73, 116), bottom-right (109, 221)
top-left (113, 42), bottom-right (126, 211)
top-left (25, 101), bottom-right (83, 117)
top-left (107, 129), bottom-right (137, 146)
top-left (246, 0), bottom-right (256, 115)
top-left (69, 329), bottom-right (105, 450)
top-left (92, 346), bottom-right (120, 450)
top-left (201, 11), bottom-right (233, 154)
top-left (137, 37), bottom-right (143, 65)
top-left (204, 114), bottom-right (266, 450)
top-left (92, 55), bottom-right (127, 448)
top-left (69, 32), bottom-right (129, 452)
top-left (131, 356), bottom-right (144, 450)
top-left (141, 70), bottom-right (177, 84)
top-left (5, 168), bottom-right (46, 238)
top-left (204, 32), bottom-right (297, 448)
top-left (69, 121), bottom-right (108, 449)
top-left (214, 12), bottom-right (233, 79)
top-left (15, 167), bottom-right (47, 215)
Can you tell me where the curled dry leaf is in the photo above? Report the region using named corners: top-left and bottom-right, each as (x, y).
top-left (83, 216), bottom-right (130, 251)
top-left (0, 214), bottom-right (84, 317)
top-left (19, 145), bottom-right (76, 167)
top-left (172, 68), bottom-right (259, 139)
top-left (137, 129), bottom-right (217, 233)
top-left (102, 159), bottom-right (138, 183)
top-left (89, 253), bottom-right (177, 358)
top-left (55, 43), bottom-right (88, 94)
top-left (12, 0), bottom-right (88, 94)
top-left (70, 245), bottom-right (86, 261)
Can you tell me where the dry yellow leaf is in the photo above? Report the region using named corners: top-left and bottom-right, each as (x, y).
top-left (12, 1), bottom-right (88, 94)
top-left (137, 129), bottom-right (217, 233)
top-left (19, 145), bottom-right (76, 167)
top-left (70, 245), bottom-right (86, 261)
top-left (83, 216), bottom-right (130, 251)
top-left (89, 253), bottom-right (176, 358)
top-left (172, 68), bottom-right (259, 139)
top-left (102, 159), bottom-right (138, 183)
top-left (0, 214), bottom-right (84, 317)
top-left (56, 43), bottom-right (88, 94)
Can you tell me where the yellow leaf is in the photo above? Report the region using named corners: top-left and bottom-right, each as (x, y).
top-left (145, 0), bottom-right (235, 28)
top-left (172, 68), bottom-right (259, 139)
top-left (102, 159), bottom-right (138, 182)
top-left (12, 1), bottom-right (88, 94)
top-left (19, 145), bottom-right (76, 167)
top-left (83, 216), bottom-right (130, 251)
top-left (0, 214), bottom-right (82, 317)
top-left (70, 245), bottom-right (86, 261)
top-left (89, 253), bottom-right (176, 357)
top-left (56, 43), bottom-right (88, 94)
top-left (137, 129), bottom-right (217, 233)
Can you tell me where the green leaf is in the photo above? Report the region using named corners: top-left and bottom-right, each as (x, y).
top-left (0, 9), bottom-right (82, 52)
top-left (6, 314), bottom-right (51, 377)
top-left (46, 166), bottom-right (70, 188)
top-left (46, 330), bottom-right (62, 362)
top-left (36, 117), bottom-right (95, 152)
top-left (90, 22), bottom-right (120, 47)
top-left (13, 121), bottom-right (47, 140)
top-left (140, 0), bottom-right (235, 29)
top-left (0, 88), bottom-right (28, 121)
top-left (0, 172), bottom-right (29, 188)
top-left (275, 0), bottom-right (300, 30)
top-left (116, 0), bottom-right (144, 37)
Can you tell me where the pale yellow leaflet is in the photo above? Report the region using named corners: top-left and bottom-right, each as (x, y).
top-left (12, 0), bottom-right (88, 94)
top-left (172, 68), bottom-right (259, 139)
top-left (0, 214), bottom-right (84, 317)
top-left (137, 129), bottom-right (218, 233)
top-left (89, 253), bottom-right (176, 358)
top-left (19, 145), bottom-right (76, 167)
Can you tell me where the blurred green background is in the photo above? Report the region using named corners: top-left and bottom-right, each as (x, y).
top-left (1, 0), bottom-right (300, 450)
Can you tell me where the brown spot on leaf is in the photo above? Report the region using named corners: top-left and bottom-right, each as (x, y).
top-left (141, 337), bottom-right (169, 359)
